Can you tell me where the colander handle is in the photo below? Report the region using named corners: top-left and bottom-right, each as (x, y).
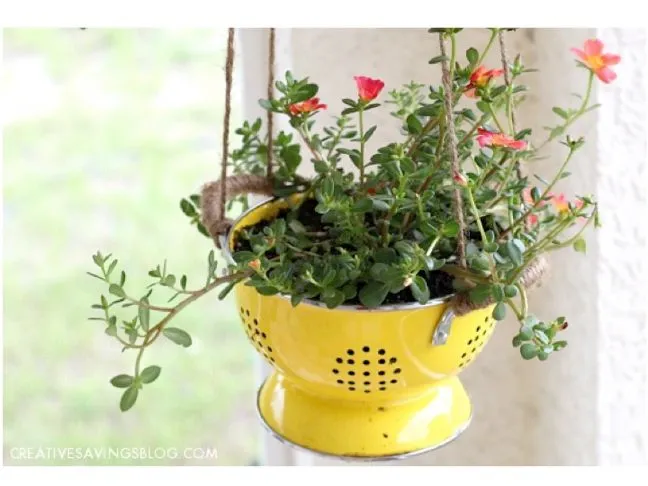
top-left (431, 308), bottom-right (455, 346)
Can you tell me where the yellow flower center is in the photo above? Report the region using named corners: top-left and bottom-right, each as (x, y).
top-left (585, 54), bottom-right (605, 71)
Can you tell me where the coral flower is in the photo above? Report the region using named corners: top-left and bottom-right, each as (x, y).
top-left (288, 97), bottom-right (327, 115)
top-left (476, 127), bottom-right (527, 150)
top-left (465, 66), bottom-right (504, 98)
top-left (354, 76), bottom-right (385, 102)
top-left (571, 39), bottom-right (621, 84)
top-left (551, 194), bottom-right (584, 216)
top-left (522, 187), bottom-right (547, 226)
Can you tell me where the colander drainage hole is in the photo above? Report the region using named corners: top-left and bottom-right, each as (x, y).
top-left (363, 381), bottom-right (371, 386)
top-left (393, 368), bottom-right (401, 374)
top-left (362, 346), bottom-right (370, 352)
top-left (364, 390), bottom-right (371, 394)
top-left (348, 371), bottom-right (355, 376)
top-left (378, 359), bottom-right (386, 365)
top-left (379, 381), bottom-right (386, 385)
top-left (389, 357), bottom-right (397, 364)
top-left (349, 387), bottom-right (356, 391)
top-left (390, 379), bottom-right (397, 384)
top-left (476, 326), bottom-right (481, 332)
top-left (347, 349), bottom-right (355, 356)
top-left (378, 371), bottom-right (385, 376)
top-left (246, 309), bottom-right (250, 316)
top-left (461, 352), bottom-right (467, 358)
top-left (336, 358), bottom-right (343, 364)
top-left (261, 332), bottom-right (267, 339)
top-left (363, 371), bottom-right (370, 377)
top-left (332, 369), bottom-right (339, 374)
top-left (363, 360), bottom-right (370, 365)
top-left (254, 318), bottom-right (258, 326)
top-left (379, 387), bottom-right (386, 391)
top-left (348, 381), bottom-right (355, 385)
top-left (378, 349), bottom-right (386, 355)
top-left (337, 379), bottom-right (344, 384)
top-left (347, 359), bottom-right (355, 365)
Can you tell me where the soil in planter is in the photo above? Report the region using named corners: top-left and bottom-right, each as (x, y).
top-left (233, 199), bottom-right (456, 306)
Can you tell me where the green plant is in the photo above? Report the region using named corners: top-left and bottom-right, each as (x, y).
top-left (88, 29), bottom-right (620, 411)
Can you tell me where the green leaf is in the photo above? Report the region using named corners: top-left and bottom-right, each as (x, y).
top-left (466, 47), bottom-right (478, 65)
top-left (372, 199), bottom-right (390, 211)
top-left (469, 284), bottom-right (493, 305)
top-left (140, 365), bottom-right (162, 384)
top-left (512, 334), bottom-right (523, 347)
top-left (483, 242), bottom-right (498, 253)
top-left (293, 83), bottom-right (319, 103)
top-left (406, 114), bottom-right (423, 134)
top-left (352, 198), bottom-right (373, 213)
top-left (162, 327), bottom-right (192, 348)
top-left (162, 275), bottom-right (176, 287)
top-left (552, 107), bottom-right (569, 119)
top-left (358, 282), bottom-right (389, 309)
top-left (258, 98), bottom-right (274, 111)
top-left (138, 300), bottom-right (150, 332)
top-left (491, 285), bottom-right (505, 302)
top-left (321, 288), bottom-right (346, 309)
top-left (506, 240), bottom-right (523, 266)
top-left (520, 343), bottom-right (538, 360)
top-left (110, 374), bottom-right (134, 388)
top-left (492, 302), bottom-right (507, 321)
top-left (411, 276), bottom-right (430, 305)
top-left (429, 55), bottom-right (449, 64)
top-left (504, 285), bottom-right (518, 298)
top-left (180, 275), bottom-right (187, 290)
top-left (120, 387), bottom-right (138, 412)
top-left (109, 284), bottom-right (126, 298)
top-left (534, 330), bottom-right (550, 344)
top-left (573, 237), bottom-right (587, 254)
top-left (291, 294), bottom-right (304, 307)
top-left (180, 199), bottom-right (197, 217)
top-left (519, 326), bottom-right (534, 341)
top-left (363, 125), bottom-right (377, 142)
top-left (442, 221), bottom-right (460, 237)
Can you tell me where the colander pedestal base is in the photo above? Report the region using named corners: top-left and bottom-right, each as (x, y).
top-left (256, 371), bottom-right (472, 461)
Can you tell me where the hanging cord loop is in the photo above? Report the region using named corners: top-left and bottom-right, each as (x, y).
top-left (437, 30), bottom-right (548, 317)
top-left (439, 34), bottom-right (467, 269)
top-left (201, 28), bottom-right (277, 249)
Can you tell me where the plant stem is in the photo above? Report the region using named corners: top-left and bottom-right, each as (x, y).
top-left (465, 187), bottom-right (500, 283)
top-left (544, 208), bottom-right (597, 251)
top-left (516, 283), bottom-right (528, 317)
top-left (358, 107), bottom-right (366, 185)
top-left (487, 103), bottom-right (506, 133)
top-left (129, 270), bottom-right (250, 376)
top-left (500, 147), bottom-right (576, 238)
top-left (536, 71), bottom-right (595, 151)
top-left (506, 298), bottom-right (523, 320)
top-left (476, 29), bottom-right (499, 66)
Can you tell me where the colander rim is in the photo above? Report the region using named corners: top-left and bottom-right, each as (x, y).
top-left (219, 195), bottom-right (456, 312)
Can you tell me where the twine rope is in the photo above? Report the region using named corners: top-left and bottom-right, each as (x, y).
top-left (439, 33), bottom-right (467, 269)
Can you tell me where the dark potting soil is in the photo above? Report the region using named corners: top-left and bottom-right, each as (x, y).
top-left (233, 199), bottom-right (455, 306)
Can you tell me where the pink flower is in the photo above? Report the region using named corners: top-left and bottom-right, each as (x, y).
top-left (465, 66), bottom-right (504, 98)
top-left (288, 97), bottom-right (327, 115)
top-left (476, 127), bottom-right (527, 150)
top-left (571, 39), bottom-right (621, 84)
top-left (354, 76), bottom-right (385, 102)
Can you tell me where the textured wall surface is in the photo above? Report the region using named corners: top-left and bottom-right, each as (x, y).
top-left (238, 28), bottom-right (648, 466)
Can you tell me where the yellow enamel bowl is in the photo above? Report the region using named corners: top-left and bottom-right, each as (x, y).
top-left (220, 196), bottom-right (496, 460)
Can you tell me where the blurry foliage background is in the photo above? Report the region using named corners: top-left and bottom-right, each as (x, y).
top-left (2, 28), bottom-right (260, 465)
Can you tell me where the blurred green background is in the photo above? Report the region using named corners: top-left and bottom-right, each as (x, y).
top-left (2, 28), bottom-right (260, 465)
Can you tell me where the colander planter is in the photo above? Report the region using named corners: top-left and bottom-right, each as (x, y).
top-left (220, 196), bottom-right (497, 460)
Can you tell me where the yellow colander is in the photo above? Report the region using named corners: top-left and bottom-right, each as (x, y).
top-left (221, 196), bottom-right (496, 460)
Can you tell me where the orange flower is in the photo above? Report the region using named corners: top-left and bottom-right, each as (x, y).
top-left (288, 97), bottom-right (327, 115)
top-left (571, 39), bottom-right (621, 84)
top-left (354, 76), bottom-right (385, 102)
top-left (248, 259), bottom-right (261, 271)
top-left (465, 66), bottom-right (504, 98)
top-left (476, 127), bottom-right (527, 150)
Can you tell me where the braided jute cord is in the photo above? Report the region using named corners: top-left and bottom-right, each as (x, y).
top-left (201, 28), bottom-right (277, 248)
top-left (439, 34), bottom-right (467, 269)
top-left (438, 30), bottom-right (548, 314)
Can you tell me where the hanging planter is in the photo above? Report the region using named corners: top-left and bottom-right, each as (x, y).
top-left (86, 28), bottom-right (620, 460)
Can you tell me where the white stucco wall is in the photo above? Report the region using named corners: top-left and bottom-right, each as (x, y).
top-left (238, 27), bottom-right (648, 466)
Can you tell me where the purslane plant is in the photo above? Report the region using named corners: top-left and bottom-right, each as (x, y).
top-left (88, 30), bottom-right (620, 411)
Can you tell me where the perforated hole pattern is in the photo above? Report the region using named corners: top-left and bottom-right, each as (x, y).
top-left (331, 347), bottom-right (401, 393)
top-left (240, 307), bottom-right (274, 364)
top-left (458, 315), bottom-right (495, 369)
